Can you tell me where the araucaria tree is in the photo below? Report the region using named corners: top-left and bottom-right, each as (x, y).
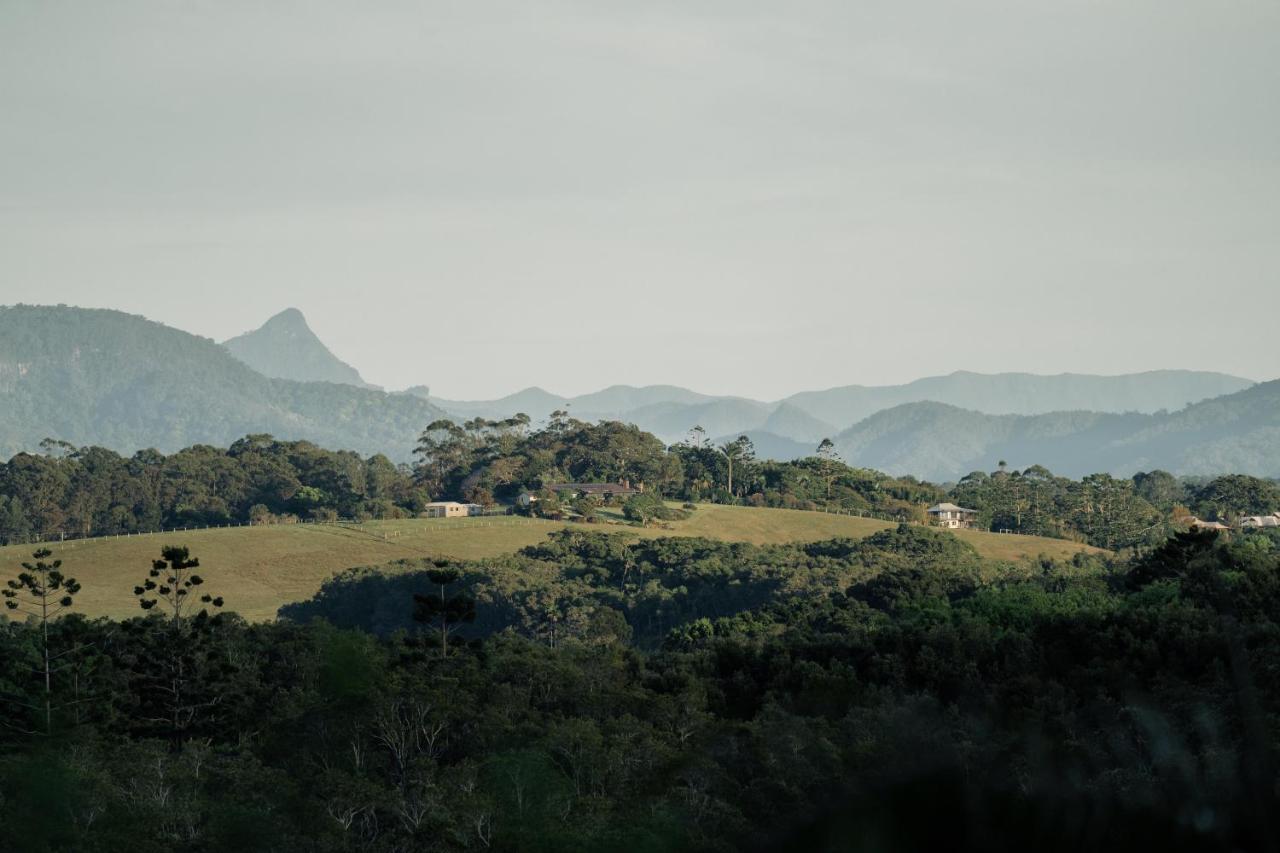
top-left (130, 546), bottom-right (231, 748)
top-left (412, 561), bottom-right (477, 658)
top-left (134, 545), bottom-right (223, 623)
top-left (3, 548), bottom-right (81, 733)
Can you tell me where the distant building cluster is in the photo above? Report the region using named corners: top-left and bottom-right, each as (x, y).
top-left (1188, 512), bottom-right (1280, 532)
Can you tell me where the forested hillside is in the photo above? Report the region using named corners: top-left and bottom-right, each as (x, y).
top-left (832, 381), bottom-right (1280, 479)
top-left (2, 525), bottom-right (1278, 850)
top-left (0, 305), bottom-right (444, 459)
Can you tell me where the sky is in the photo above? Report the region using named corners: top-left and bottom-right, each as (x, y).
top-left (2, 1), bottom-right (1278, 400)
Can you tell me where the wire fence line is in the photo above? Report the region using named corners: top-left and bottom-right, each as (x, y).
top-left (7, 500), bottom-right (1021, 551)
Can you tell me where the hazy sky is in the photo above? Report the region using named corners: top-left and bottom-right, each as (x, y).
top-left (2, 1), bottom-right (1277, 399)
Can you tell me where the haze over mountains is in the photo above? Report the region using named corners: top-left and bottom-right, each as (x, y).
top-left (223, 308), bottom-right (376, 389)
top-left (424, 371), bottom-right (1253, 448)
top-left (827, 384), bottom-right (1280, 480)
top-left (1, 304), bottom-right (1276, 479)
top-left (0, 305), bottom-right (445, 460)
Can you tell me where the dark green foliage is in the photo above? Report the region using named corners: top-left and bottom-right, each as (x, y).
top-left (622, 493), bottom-right (689, 525)
top-left (0, 434), bottom-right (426, 544)
top-left (951, 466), bottom-right (1280, 549)
top-left (412, 562), bottom-right (477, 657)
top-left (2, 548), bottom-right (82, 734)
top-left (845, 526), bottom-right (984, 611)
top-left (2, 527), bottom-right (1280, 849)
top-left (1191, 474), bottom-right (1280, 520)
top-left (951, 466), bottom-right (1164, 548)
top-left (414, 412), bottom-right (680, 506)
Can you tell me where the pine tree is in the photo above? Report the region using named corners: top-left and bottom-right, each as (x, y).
top-left (130, 546), bottom-right (232, 749)
top-left (134, 545), bottom-right (223, 624)
top-left (412, 561), bottom-right (477, 658)
top-left (3, 548), bottom-right (81, 733)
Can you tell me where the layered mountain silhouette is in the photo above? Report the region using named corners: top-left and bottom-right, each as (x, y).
top-left (428, 372), bottom-right (1255, 447)
top-left (0, 305), bottom-right (443, 459)
top-left (825, 380), bottom-right (1280, 480)
top-left (781, 370), bottom-right (1255, 426)
top-left (2, 304), bottom-right (1275, 479)
top-left (223, 308), bottom-right (375, 388)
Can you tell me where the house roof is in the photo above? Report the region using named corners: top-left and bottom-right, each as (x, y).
top-left (927, 503), bottom-right (977, 514)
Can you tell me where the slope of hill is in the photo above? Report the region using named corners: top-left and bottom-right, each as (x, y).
top-left (0, 305), bottom-right (445, 459)
top-left (222, 307), bottom-right (375, 388)
top-left (622, 398), bottom-right (774, 442)
top-left (430, 386), bottom-right (569, 420)
top-left (831, 381), bottom-right (1280, 480)
top-left (429, 385), bottom-right (768, 440)
top-left (716, 430), bottom-right (819, 462)
top-left (761, 402), bottom-right (837, 443)
top-left (0, 505), bottom-right (1099, 620)
top-left (569, 384), bottom-right (716, 414)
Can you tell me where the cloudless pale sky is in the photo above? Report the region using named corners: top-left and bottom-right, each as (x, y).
top-left (2, 1), bottom-right (1277, 399)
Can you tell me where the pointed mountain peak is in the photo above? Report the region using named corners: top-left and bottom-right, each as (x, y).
top-left (264, 306), bottom-right (308, 325)
top-left (223, 309), bottom-right (376, 388)
top-left (255, 308), bottom-right (316, 337)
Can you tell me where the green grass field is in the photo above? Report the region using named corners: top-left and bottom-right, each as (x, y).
top-left (0, 504), bottom-right (1101, 622)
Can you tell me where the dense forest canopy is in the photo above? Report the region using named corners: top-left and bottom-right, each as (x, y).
top-left (2, 523), bottom-right (1279, 850)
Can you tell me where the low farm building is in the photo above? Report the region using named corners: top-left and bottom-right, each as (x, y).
top-left (421, 501), bottom-right (483, 518)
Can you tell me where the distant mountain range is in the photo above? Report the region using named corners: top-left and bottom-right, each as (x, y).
top-left (0, 305), bottom-right (444, 460)
top-left (426, 371), bottom-right (1254, 449)
top-left (822, 381), bottom-right (1280, 480)
top-left (1, 304), bottom-right (1275, 479)
top-left (223, 308), bottom-right (376, 388)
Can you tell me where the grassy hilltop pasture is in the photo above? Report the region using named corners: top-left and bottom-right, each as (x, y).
top-left (0, 504), bottom-right (1100, 621)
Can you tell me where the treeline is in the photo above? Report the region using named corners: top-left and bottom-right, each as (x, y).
top-left (0, 435), bottom-right (426, 544)
top-left (413, 414), bottom-right (1280, 549)
top-left (2, 525), bottom-right (1279, 850)
top-left (950, 466), bottom-right (1280, 549)
top-left (3, 416), bottom-right (1278, 549)
top-left (413, 415), bottom-right (941, 517)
